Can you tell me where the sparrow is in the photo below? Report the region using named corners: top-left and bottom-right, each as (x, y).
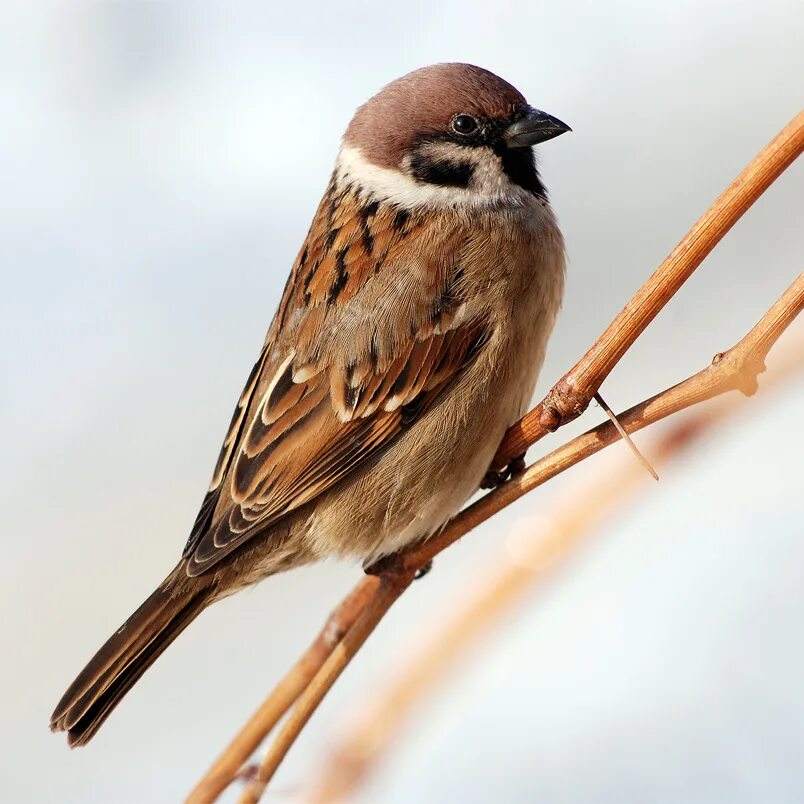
top-left (51, 63), bottom-right (570, 746)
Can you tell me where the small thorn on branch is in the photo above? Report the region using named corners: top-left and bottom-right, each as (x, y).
top-left (594, 393), bottom-right (659, 481)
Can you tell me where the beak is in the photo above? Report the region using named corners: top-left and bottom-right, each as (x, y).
top-left (504, 107), bottom-right (572, 148)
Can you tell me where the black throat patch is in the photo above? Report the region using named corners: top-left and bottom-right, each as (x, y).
top-left (497, 146), bottom-right (547, 200)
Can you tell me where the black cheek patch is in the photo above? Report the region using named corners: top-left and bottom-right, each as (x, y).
top-left (410, 154), bottom-right (474, 188)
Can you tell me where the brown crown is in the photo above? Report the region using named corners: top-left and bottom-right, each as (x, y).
top-left (344, 63), bottom-right (527, 170)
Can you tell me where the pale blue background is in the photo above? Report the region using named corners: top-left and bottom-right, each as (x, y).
top-left (1, 1), bottom-right (802, 801)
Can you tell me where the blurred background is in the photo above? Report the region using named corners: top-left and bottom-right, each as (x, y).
top-left (1, 1), bottom-right (802, 801)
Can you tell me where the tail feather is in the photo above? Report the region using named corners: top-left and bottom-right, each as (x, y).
top-left (50, 565), bottom-right (212, 746)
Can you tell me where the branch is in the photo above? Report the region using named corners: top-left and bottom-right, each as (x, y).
top-left (396, 274), bottom-right (803, 575)
top-left (188, 112), bottom-right (803, 802)
top-left (237, 574), bottom-right (414, 804)
top-left (304, 336), bottom-right (804, 803)
top-left (233, 277), bottom-right (802, 801)
top-left (186, 581), bottom-right (378, 804)
top-left (494, 109), bottom-right (803, 462)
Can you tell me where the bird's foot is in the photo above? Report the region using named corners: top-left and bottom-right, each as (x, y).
top-left (363, 555), bottom-right (433, 580)
top-left (481, 452), bottom-right (526, 489)
top-left (363, 553), bottom-right (402, 577)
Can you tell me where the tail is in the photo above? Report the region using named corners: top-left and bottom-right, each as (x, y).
top-left (50, 564), bottom-right (214, 747)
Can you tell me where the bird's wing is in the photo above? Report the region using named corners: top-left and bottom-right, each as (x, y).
top-left (184, 185), bottom-right (489, 576)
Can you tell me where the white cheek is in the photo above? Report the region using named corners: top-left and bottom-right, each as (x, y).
top-left (469, 151), bottom-right (517, 196)
top-left (336, 143), bottom-right (534, 211)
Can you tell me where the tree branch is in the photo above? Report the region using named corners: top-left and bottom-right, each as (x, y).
top-left (186, 581), bottom-right (379, 804)
top-left (304, 336), bottom-right (804, 803)
top-left (396, 274), bottom-right (803, 574)
top-left (237, 574), bottom-right (414, 804)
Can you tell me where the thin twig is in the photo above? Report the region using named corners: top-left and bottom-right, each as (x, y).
top-left (594, 392), bottom-right (659, 480)
top-left (237, 275), bottom-right (804, 800)
top-left (237, 574), bottom-right (415, 804)
top-left (186, 580), bottom-right (379, 804)
top-left (304, 336), bottom-right (804, 803)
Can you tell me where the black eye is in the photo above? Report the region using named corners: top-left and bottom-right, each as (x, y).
top-left (451, 114), bottom-right (479, 135)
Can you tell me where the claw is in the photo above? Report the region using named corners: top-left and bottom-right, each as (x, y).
top-left (481, 452), bottom-right (526, 489)
top-left (508, 454), bottom-right (526, 478)
top-left (364, 555), bottom-right (433, 579)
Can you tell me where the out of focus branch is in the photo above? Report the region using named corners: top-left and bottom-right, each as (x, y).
top-left (188, 112), bottom-right (803, 803)
top-left (304, 334), bottom-right (804, 803)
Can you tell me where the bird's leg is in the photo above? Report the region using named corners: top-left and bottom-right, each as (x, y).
top-left (364, 553), bottom-right (394, 576)
top-left (481, 452), bottom-right (526, 489)
top-left (363, 556), bottom-right (433, 580)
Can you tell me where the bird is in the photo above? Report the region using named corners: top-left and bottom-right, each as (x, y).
top-left (50, 62), bottom-right (570, 746)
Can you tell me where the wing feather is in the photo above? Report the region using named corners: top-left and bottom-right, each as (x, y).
top-left (185, 184), bottom-right (486, 576)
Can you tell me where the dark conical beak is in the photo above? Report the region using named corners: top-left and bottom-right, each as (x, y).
top-left (504, 107), bottom-right (572, 148)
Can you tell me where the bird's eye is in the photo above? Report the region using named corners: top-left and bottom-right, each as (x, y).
top-left (451, 114), bottom-right (479, 135)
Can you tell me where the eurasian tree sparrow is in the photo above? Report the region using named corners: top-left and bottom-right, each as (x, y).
top-left (51, 63), bottom-right (569, 745)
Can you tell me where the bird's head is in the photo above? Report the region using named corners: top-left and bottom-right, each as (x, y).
top-left (339, 63), bottom-right (571, 208)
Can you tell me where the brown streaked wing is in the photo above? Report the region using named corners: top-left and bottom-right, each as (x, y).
top-left (185, 186), bottom-right (486, 576)
top-left (182, 344), bottom-right (269, 557)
